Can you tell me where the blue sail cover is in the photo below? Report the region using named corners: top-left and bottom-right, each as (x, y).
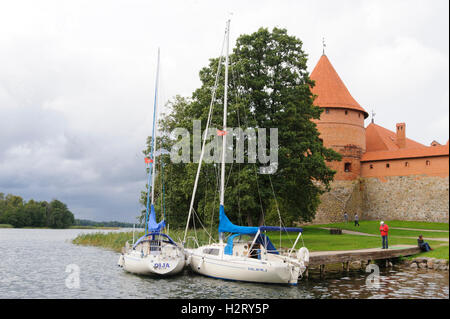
top-left (219, 205), bottom-right (302, 255)
top-left (218, 205), bottom-right (303, 234)
top-left (147, 204), bottom-right (165, 233)
top-left (218, 205), bottom-right (259, 235)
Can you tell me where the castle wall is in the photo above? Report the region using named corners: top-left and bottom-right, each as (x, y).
top-left (314, 108), bottom-right (366, 150)
top-left (314, 108), bottom-right (366, 181)
top-left (313, 180), bottom-right (364, 223)
top-left (313, 175), bottom-right (449, 223)
top-left (361, 175), bottom-right (449, 223)
top-left (361, 156), bottom-right (449, 179)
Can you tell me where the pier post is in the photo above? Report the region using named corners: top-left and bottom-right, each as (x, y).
top-left (320, 264), bottom-right (325, 277)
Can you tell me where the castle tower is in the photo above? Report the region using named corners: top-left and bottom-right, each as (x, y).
top-left (310, 54), bottom-right (369, 180)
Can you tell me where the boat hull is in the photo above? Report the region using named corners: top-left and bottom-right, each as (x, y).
top-left (118, 244), bottom-right (186, 276)
top-left (189, 251), bottom-right (300, 285)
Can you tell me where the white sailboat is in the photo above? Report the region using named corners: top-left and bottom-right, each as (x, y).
top-left (184, 20), bottom-right (309, 285)
top-left (118, 49), bottom-right (185, 276)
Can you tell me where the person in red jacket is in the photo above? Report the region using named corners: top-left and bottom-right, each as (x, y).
top-left (380, 221), bottom-right (389, 249)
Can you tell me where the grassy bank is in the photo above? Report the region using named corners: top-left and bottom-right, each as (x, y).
top-left (72, 224), bottom-right (446, 259)
top-left (69, 226), bottom-right (120, 230)
top-left (73, 231), bottom-right (138, 252)
top-left (309, 220), bottom-right (449, 238)
top-left (0, 224), bottom-right (13, 228)
top-left (407, 244), bottom-right (449, 260)
top-left (273, 227), bottom-right (444, 252)
top-left (72, 228), bottom-right (216, 253)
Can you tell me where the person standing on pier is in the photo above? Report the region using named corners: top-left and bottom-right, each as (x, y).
top-left (380, 221), bottom-right (389, 249)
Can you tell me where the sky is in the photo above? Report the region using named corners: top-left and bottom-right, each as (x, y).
top-left (0, 0), bottom-right (448, 223)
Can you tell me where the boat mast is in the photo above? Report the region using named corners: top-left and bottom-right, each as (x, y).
top-left (151, 48), bottom-right (160, 206)
top-left (145, 48), bottom-right (160, 235)
top-left (219, 19), bottom-right (230, 243)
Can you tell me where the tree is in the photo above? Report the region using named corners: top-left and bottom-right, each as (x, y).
top-left (141, 27), bottom-right (341, 228)
top-left (24, 199), bottom-right (46, 227)
top-left (0, 193), bottom-right (6, 223)
top-left (48, 199), bottom-right (74, 228)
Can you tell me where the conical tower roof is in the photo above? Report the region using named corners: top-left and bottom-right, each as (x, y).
top-left (310, 54), bottom-right (368, 118)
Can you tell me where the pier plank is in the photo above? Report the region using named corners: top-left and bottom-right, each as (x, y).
top-left (308, 245), bottom-right (420, 266)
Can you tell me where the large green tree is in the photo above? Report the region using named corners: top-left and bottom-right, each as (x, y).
top-left (141, 27), bottom-right (341, 229)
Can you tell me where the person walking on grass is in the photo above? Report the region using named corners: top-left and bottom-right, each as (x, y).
top-left (354, 213), bottom-right (359, 227)
top-left (380, 221), bottom-right (389, 249)
top-left (344, 212), bottom-right (348, 223)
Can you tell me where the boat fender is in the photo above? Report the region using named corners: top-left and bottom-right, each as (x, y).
top-left (118, 255), bottom-right (125, 267)
top-left (186, 254), bottom-right (191, 266)
top-left (297, 247), bottom-right (309, 264)
top-left (198, 257), bottom-right (204, 270)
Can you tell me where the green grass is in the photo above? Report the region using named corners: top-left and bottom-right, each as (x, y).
top-left (386, 220), bottom-right (449, 231)
top-left (72, 228), bottom-right (218, 253)
top-left (270, 227), bottom-right (444, 252)
top-left (72, 226), bottom-right (444, 258)
top-left (309, 221), bottom-right (449, 238)
top-left (407, 244), bottom-right (449, 260)
top-left (0, 224), bottom-right (14, 228)
top-left (73, 231), bottom-right (139, 252)
top-left (69, 226), bottom-right (120, 230)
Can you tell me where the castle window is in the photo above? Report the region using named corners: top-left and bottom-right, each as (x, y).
top-left (426, 160), bottom-right (431, 166)
top-left (325, 108), bottom-right (330, 114)
top-left (386, 163), bottom-right (390, 168)
top-left (358, 113), bottom-right (361, 118)
top-left (344, 162), bottom-right (352, 172)
top-left (405, 162), bottom-right (409, 167)
top-left (345, 110), bottom-right (348, 115)
top-left (369, 164), bottom-right (373, 169)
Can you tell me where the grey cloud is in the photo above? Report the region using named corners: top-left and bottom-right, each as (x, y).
top-left (0, 0), bottom-right (448, 222)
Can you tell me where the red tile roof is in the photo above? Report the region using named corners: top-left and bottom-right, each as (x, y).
top-left (310, 55), bottom-right (368, 118)
top-left (365, 122), bottom-right (425, 152)
top-left (361, 144), bottom-right (449, 162)
top-left (363, 123), bottom-right (449, 162)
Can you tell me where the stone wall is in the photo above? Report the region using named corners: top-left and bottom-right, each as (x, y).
top-left (313, 180), bottom-right (364, 223)
top-left (313, 175), bottom-right (449, 223)
top-left (361, 175), bottom-right (449, 223)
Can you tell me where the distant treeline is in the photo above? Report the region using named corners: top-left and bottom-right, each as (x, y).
top-left (73, 219), bottom-right (139, 228)
top-left (0, 193), bottom-right (74, 228)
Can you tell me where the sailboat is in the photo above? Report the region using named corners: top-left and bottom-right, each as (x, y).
top-left (117, 49), bottom-right (186, 276)
top-left (184, 19), bottom-right (310, 285)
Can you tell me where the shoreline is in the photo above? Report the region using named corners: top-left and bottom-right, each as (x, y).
top-left (71, 224), bottom-right (449, 261)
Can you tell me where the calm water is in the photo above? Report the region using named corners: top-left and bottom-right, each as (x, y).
top-left (0, 228), bottom-right (448, 299)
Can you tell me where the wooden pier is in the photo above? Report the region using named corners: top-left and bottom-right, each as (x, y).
top-left (305, 245), bottom-right (421, 277)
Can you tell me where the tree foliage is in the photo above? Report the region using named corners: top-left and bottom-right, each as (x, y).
top-left (0, 193), bottom-right (74, 228)
top-left (141, 27), bottom-right (341, 229)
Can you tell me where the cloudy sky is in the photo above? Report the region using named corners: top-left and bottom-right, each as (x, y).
top-left (0, 0), bottom-right (448, 223)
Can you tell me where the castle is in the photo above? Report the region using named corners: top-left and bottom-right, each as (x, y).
top-left (309, 54), bottom-right (449, 223)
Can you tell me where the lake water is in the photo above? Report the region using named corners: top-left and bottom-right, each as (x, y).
top-left (0, 228), bottom-right (448, 299)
